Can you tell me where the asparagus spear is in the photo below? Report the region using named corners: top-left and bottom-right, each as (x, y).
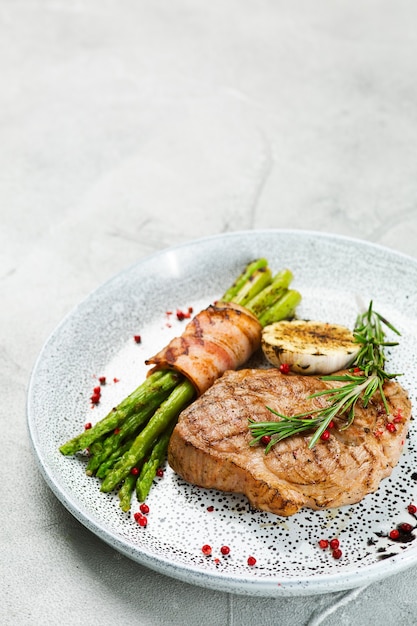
top-left (228, 267), bottom-right (273, 307)
top-left (221, 258), bottom-right (269, 302)
top-left (136, 422), bottom-right (176, 502)
top-left (118, 467), bottom-right (142, 512)
top-left (59, 370), bottom-right (179, 456)
top-left (244, 269), bottom-right (293, 318)
top-left (100, 379), bottom-right (196, 493)
top-left (84, 374), bottom-right (178, 475)
top-left (257, 289), bottom-right (302, 327)
top-left (94, 438), bottom-right (135, 478)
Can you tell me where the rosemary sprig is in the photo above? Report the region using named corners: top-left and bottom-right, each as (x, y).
top-left (248, 301), bottom-right (402, 451)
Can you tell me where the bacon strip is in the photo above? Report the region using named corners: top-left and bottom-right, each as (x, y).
top-left (145, 302), bottom-right (262, 395)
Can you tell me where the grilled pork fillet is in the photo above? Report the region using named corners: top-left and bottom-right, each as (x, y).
top-left (168, 368), bottom-right (412, 516)
top-left (145, 302), bottom-right (262, 396)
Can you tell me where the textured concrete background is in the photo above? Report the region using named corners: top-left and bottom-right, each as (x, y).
top-left (2, 1), bottom-right (417, 624)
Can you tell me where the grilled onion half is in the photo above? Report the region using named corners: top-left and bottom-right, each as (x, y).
top-left (262, 320), bottom-right (360, 375)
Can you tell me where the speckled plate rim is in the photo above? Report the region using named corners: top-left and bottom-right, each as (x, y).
top-left (27, 229), bottom-right (417, 597)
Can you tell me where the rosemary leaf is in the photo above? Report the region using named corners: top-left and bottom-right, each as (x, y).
top-left (248, 301), bottom-right (402, 451)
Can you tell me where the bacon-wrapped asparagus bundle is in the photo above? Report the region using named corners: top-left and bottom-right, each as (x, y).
top-left (60, 259), bottom-right (301, 509)
top-left (145, 302), bottom-right (262, 396)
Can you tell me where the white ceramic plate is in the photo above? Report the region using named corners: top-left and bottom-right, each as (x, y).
top-left (27, 229), bottom-right (417, 597)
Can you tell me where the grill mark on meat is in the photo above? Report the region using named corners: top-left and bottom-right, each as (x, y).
top-left (168, 368), bottom-right (412, 516)
top-left (361, 444), bottom-right (377, 489)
